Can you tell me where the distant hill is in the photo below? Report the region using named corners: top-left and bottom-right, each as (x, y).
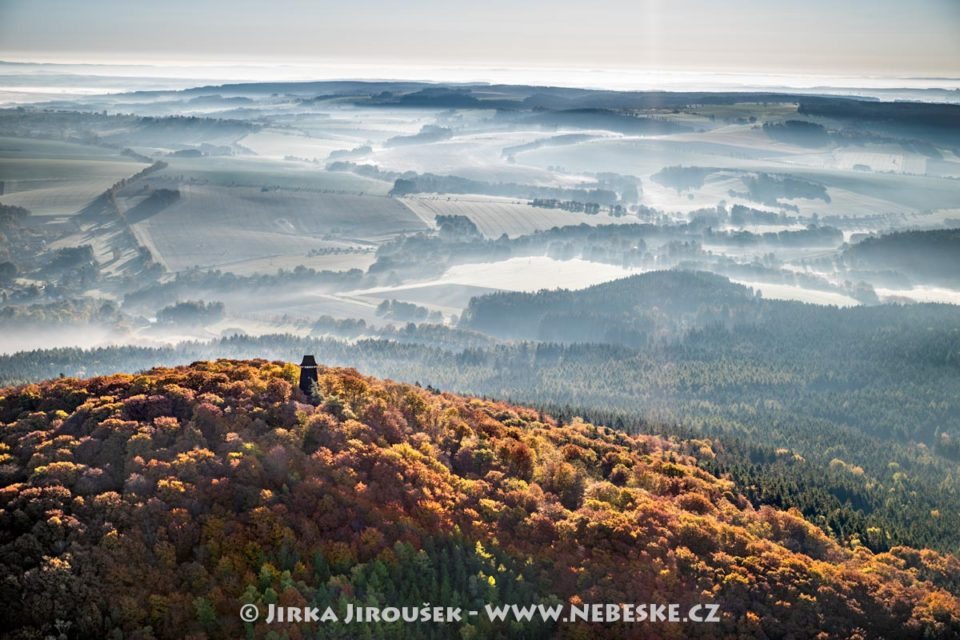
top-left (459, 270), bottom-right (758, 342)
top-left (844, 228), bottom-right (960, 284)
top-left (120, 80), bottom-right (960, 122)
top-left (1, 360), bottom-right (958, 639)
top-left (459, 269), bottom-right (960, 346)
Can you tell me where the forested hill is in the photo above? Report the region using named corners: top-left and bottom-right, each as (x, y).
top-left (844, 228), bottom-right (960, 284)
top-left (459, 271), bottom-right (757, 341)
top-left (459, 269), bottom-right (960, 346)
top-left (1, 360), bottom-right (959, 639)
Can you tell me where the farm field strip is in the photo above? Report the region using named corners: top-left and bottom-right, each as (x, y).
top-left (400, 195), bottom-right (634, 238)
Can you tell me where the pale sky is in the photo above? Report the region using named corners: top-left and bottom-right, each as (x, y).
top-left (1, 0), bottom-right (958, 77)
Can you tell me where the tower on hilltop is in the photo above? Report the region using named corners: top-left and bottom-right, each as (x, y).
top-left (299, 355), bottom-right (318, 396)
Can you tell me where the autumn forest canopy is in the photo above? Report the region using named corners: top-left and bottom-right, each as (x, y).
top-left (2, 360), bottom-right (959, 639)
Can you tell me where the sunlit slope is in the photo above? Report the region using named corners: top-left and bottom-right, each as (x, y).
top-left (0, 136), bottom-right (149, 216)
top-left (125, 185), bottom-right (426, 272)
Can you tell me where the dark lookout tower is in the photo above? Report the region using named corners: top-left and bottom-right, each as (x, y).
top-left (299, 355), bottom-right (318, 396)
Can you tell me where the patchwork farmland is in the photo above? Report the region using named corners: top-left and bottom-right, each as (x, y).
top-left (400, 194), bottom-right (633, 238)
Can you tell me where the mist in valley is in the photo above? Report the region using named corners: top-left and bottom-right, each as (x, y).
top-left (0, 82), bottom-right (955, 388)
top-left (2, 71), bottom-right (960, 556)
top-left (2, 75), bottom-right (959, 361)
